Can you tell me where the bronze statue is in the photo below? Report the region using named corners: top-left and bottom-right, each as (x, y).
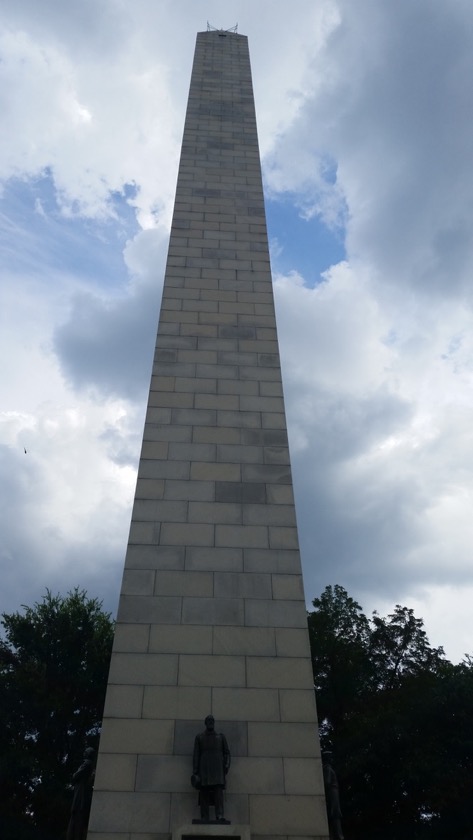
top-left (66, 747), bottom-right (96, 840)
top-left (192, 715), bottom-right (231, 823)
top-left (322, 752), bottom-right (344, 840)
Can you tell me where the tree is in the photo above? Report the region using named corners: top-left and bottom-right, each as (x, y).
top-left (369, 604), bottom-right (445, 690)
top-left (308, 585), bottom-right (372, 734)
top-left (308, 586), bottom-right (473, 840)
top-left (0, 589), bottom-right (114, 840)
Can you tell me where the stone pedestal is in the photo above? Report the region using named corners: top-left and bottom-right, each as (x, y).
top-left (174, 824), bottom-right (250, 840)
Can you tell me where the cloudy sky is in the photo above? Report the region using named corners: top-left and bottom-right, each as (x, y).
top-left (2, 0), bottom-right (473, 662)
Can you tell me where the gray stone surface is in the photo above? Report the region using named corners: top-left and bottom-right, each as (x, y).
top-left (143, 686), bottom-right (211, 720)
top-left (249, 794), bottom-right (327, 835)
top-left (88, 792), bottom-right (171, 833)
top-left (94, 753), bottom-right (137, 791)
top-left (212, 626), bottom-right (276, 656)
top-left (181, 596), bottom-right (244, 626)
top-left (178, 654), bottom-right (246, 687)
top-left (212, 688), bottom-right (280, 721)
top-left (103, 685), bottom-right (144, 718)
top-left (173, 824), bottom-right (251, 840)
top-left (88, 29), bottom-right (327, 840)
top-left (107, 653), bottom-right (178, 685)
top-left (149, 624), bottom-right (212, 654)
top-left (99, 719), bottom-right (174, 755)
top-left (248, 723), bottom-right (319, 758)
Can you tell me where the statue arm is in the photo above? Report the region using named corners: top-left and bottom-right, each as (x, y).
top-left (193, 735), bottom-right (201, 775)
top-left (222, 735), bottom-right (231, 773)
top-left (72, 759), bottom-right (92, 783)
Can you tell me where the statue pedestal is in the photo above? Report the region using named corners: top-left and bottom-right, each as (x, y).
top-left (174, 824), bottom-right (251, 840)
top-left (192, 819), bottom-right (231, 825)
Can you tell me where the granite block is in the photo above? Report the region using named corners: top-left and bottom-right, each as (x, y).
top-left (244, 599), bottom-right (308, 629)
top-left (155, 570), bottom-right (213, 597)
top-left (269, 527), bottom-right (299, 550)
top-left (274, 628), bottom-right (312, 659)
top-left (193, 426), bottom-right (241, 444)
top-left (168, 442), bottom-right (217, 461)
top-left (163, 480), bottom-right (215, 501)
top-left (125, 545), bottom-right (185, 571)
top-left (117, 596), bottom-right (182, 625)
top-left (136, 755), bottom-right (191, 792)
top-left (283, 757), bottom-right (325, 795)
top-left (178, 655), bottom-right (245, 687)
top-left (88, 791), bottom-right (171, 833)
top-left (142, 686), bottom-right (211, 720)
top-left (214, 572), bottom-right (271, 599)
top-left (279, 689), bottom-right (318, 723)
top-left (149, 624), bottom-right (213, 654)
top-left (182, 597), bottom-right (244, 626)
top-left (212, 626), bottom-right (276, 656)
top-left (112, 623), bottom-right (150, 653)
top-left (94, 752), bottom-right (137, 791)
top-left (185, 546), bottom-right (243, 572)
top-left (228, 756), bottom-right (284, 794)
top-left (134, 479), bottom-right (165, 500)
top-left (131, 500), bottom-right (188, 523)
top-left (246, 657), bottom-right (314, 689)
top-left (99, 719), bottom-right (174, 756)
top-left (190, 462), bottom-right (241, 482)
top-left (248, 722), bottom-right (320, 758)
top-left (140, 441), bottom-right (169, 459)
top-left (249, 793), bottom-right (327, 835)
top-left (108, 653), bottom-right (178, 685)
top-left (242, 504), bottom-right (296, 527)
top-left (103, 685), bottom-right (144, 718)
top-left (271, 574), bottom-right (305, 601)
top-left (188, 501), bottom-right (242, 524)
top-left (160, 523), bottom-right (214, 546)
top-left (121, 570), bottom-right (155, 596)
top-left (215, 525), bottom-right (268, 549)
top-left (212, 688), bottom-right (279, 721)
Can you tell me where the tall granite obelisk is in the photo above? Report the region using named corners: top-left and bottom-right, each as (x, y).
top-left (88, 29), bottom-right (329, 840)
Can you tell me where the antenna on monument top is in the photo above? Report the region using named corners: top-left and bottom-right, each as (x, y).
top-left (207, 22), bottom-right (238, 33)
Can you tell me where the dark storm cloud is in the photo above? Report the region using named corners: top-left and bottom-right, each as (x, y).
top-left (53, 229), bottom-right (167, 400)
top-left (283, 380), bottom-right (421, 601)
top-left (285, 384), bottom-right (413, 467)
top-left (0, 434), bottom-right (131, 623)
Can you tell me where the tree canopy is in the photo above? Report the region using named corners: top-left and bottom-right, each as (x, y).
top-left (309, 585), bottom-right (473, 840)
top-left (0, 589), bottom-right (114, 840)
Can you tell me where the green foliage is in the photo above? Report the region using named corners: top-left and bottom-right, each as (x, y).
top-left (309, 585), bottom-right (473, 840)
top-left (370, 604), bottom-right (445, 689)
top-left (308, 584), bottom-right (371, 731)
top-left (0, 589), bottom-right (114, 840)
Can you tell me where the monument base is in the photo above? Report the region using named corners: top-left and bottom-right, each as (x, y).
top-left (174, 824), bottom-right (251, 840)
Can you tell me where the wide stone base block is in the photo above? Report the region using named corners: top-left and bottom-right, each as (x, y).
top-left (173, 824), bottom-right (251, 840)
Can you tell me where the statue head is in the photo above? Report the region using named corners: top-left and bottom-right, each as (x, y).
top-left (204, 714), bottom-right (215, 731)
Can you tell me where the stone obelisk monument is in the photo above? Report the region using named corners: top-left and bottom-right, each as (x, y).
top-left (88, 28), bottom-right (329, 840)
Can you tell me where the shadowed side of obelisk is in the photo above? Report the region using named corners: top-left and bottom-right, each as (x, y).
top-left (87, 30), bottom-right (329, 840)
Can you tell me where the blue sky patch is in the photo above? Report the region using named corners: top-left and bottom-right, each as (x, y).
top-left (0, 173), bottom-right (138, 290)
top-left (265, 196), bottom-right (345, 287)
